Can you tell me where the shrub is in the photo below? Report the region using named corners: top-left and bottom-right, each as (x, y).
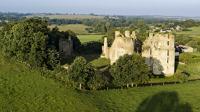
top-left (176, 71), bottom-right (190, 83)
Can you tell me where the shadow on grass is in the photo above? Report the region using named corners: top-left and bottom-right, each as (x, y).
top-left (136, 91), bottom-right (192, 112)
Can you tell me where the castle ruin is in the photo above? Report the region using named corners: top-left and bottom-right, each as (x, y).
top-left (102, 31), bottom-right (175, 76)
top-left (142, 33), bottom-right (175, 76)
top-left (102, 31), bottom-right (136, 64)
top-left (59, 37), bottom-right (73, 58)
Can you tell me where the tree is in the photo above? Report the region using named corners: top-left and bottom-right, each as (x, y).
top-left (110, 54), bottom-right (150, 87)
top-left (135, 20), bottom-right (149, 42)
top-left (68, 56), bottom-right (95, 90)
top-left (0, 19), bottom-right (49, 65)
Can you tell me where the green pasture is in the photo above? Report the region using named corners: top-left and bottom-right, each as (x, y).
top-left (49, 24), bottom-right (91, 35)
top-left (77, 35), bottom-right (104, 43)
top-left (176, 26), bottom-right (200, 38)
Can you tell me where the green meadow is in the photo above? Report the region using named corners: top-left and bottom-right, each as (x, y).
top-left (49, 24), bottom-right (91, 35)
top-left (176, 26), bottom-right (200, 38)
top-left (77, 35), bottom-right (104, 43)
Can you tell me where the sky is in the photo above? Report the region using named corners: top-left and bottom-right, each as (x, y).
top-left (0, 0), bottom-right (200, 17)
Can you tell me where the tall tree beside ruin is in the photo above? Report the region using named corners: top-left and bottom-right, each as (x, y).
top-left (110, 54), bottom-right (150, 87)
top-left (68, 56), bottom-right (95, 90)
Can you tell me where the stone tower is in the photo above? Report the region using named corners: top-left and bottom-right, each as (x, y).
top-left (102, 31), bottom-right (136, 64)
top-left (142, 33), bottom-right (175, 76)
top-left (59, 37), bottom-right (73, 58)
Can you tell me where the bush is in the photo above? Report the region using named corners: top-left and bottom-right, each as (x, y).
top-left (176, 71), bottom-right (190, 83)
top-left (175, 34), bottom-right (192, 45)
top-left (179, 53), bottom-right (200, 64)
top-left (179, 53), bottom-right (193, 64)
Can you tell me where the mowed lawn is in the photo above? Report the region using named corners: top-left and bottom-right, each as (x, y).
top-left (0, 54), bottom-right (200, 112)
top-left (176, 26), bottom-right (200, 38)
top-left (49, 24), bottom-right (91, 34)
top-left (78, 35), bottom-right (104, 43)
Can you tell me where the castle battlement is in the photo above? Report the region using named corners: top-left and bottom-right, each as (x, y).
top-left (115, 31), bottom-right (136, 39)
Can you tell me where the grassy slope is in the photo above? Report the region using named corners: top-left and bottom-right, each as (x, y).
top-left (0, 58), bottom-right (99, 112)
top-left (49, 24), bottom-right (90, 35)
top-left (1, 55), bottom-right (200, 112)
top-left (78, 35), bottom-right (104, 43)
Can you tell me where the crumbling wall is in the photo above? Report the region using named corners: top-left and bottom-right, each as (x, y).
top-left (142, 33), bottom-right (175, 76)
top-left (102, 31), bottom-right (136, 64)
top-left (59, 37), bottom-right (73, 58)
top-left (102, 31), bottom-right (175, 76)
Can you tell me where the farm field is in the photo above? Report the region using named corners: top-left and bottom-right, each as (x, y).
top-left (49, 24), bottom-right (91, 35)
top-left (0, 54), bottom-right (200, 112)
top-left (176, 26), bottom-right (200, 38)
top-left (26, 14), bottom-right (104, 20)
top-left (77, 34), bottom-right (104, 43)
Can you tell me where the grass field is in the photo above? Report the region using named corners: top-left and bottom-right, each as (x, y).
top-left (1, 53), bottom-right (200, 112)
top-left (49, 24), bottom-right (104, 43)
top-left (49, 24), bottom-right (91, 35)
top-left (176, 26), bottom-right (200, 38)
top-left (27, 14), bottom-right (104, 20)
top-left (78, 35), bottom-right (104, 43)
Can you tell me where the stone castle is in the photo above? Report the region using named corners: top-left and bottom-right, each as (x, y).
top-left (102, 31), bottom-right (175, 76)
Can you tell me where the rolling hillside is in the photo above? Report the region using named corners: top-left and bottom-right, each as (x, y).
top-left (0, 54), bottom-right (200, 112)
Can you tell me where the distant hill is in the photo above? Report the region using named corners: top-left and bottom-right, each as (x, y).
top-left (26, 14), bottom-right (104, 20)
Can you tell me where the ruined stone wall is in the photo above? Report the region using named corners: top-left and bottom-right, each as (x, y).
top-left (102, 31), bottom-right (136, 64)
top-left (59, 37), bottom-right (73, 58)
top-left (142, 33), bottom-right (175, 76)
top-left (102, 30), bottom-right (175, 76)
